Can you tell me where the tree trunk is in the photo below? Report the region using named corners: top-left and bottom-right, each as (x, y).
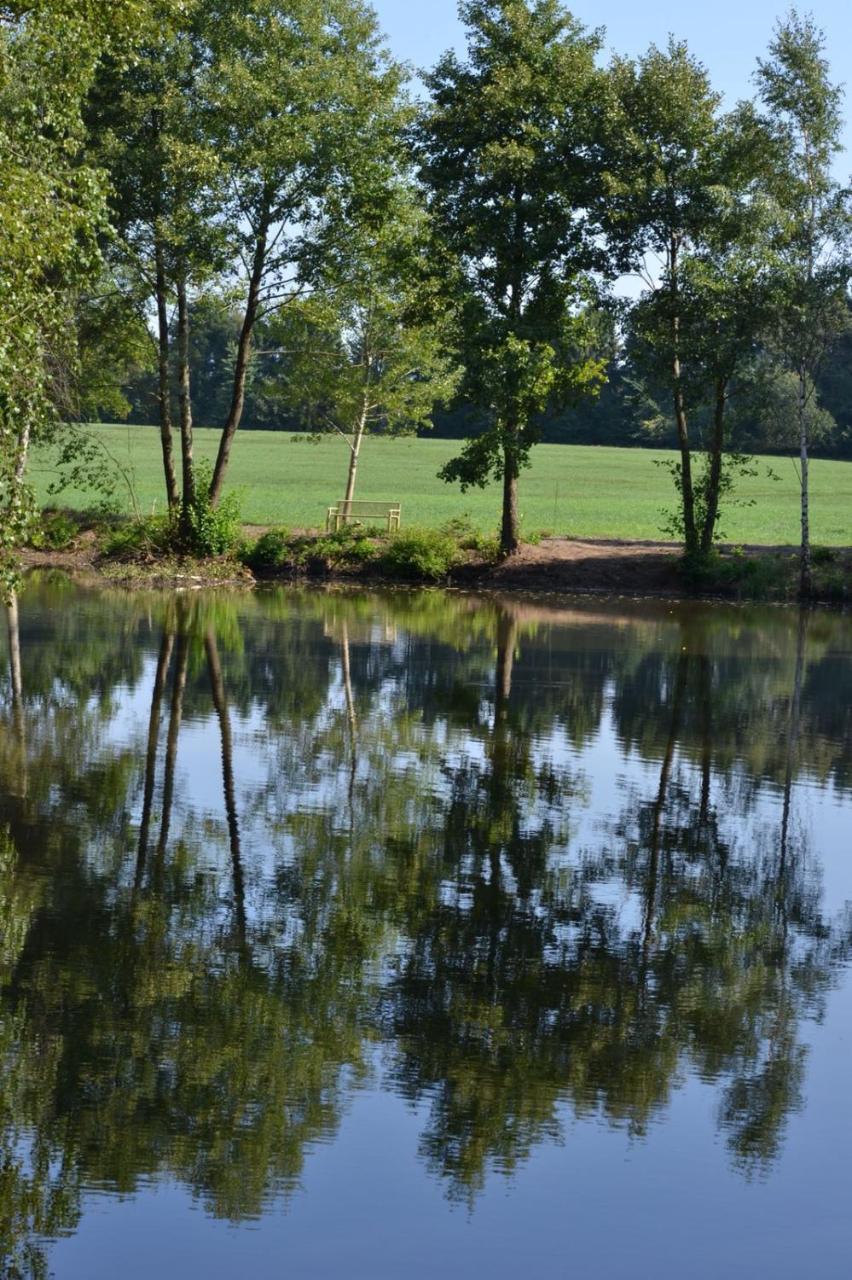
top-left (700, 377), bottom-right (728, 557)
top-left (643, 646), bottom-right (689, 961)
top-left (797, 365), bottom-right (812, 598)
top-left (500, 437), bottom-right (520, 557)
top-left (176, 275), bottom-right (196, 531)
top-left (495, 607), bottom-right (517, 723)
top-left (154, 238), bottom-right (179, 513)
top-left (136, 625), bottom-right (175, 888)
top-left (340, 621), bottom-right (358, 825)
top-left (209, 210), bottom-right (270, 506)
top-left (5, 592), bottom-right (27, 797)
top-left (156, 619), bottom-right (188, 863)
top-left (779, 608), bottom-right (807, 893)
top-left (205, 627), bottom-right (246, 941)
top-left (343, 401), bottom-right (369, 512)
top-left (669, 238), bottom-right (697, 559)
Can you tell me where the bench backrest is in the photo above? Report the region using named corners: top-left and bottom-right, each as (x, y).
top-left (326, 500), bottom-right (402, 532)
top-left (337, 501), bottom-right (400, 516)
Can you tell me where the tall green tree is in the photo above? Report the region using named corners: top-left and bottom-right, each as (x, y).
top-left (756, 11), bottom-right (852, 596)
top-left (90, 0), bottom-right (406, 532)
top-left (622, 99), bottom-right (784, 556)
top-left (0, 0), bottom-right (144, 596)
top-left (607, 41), bottom-right (742, 560)
top-left (266, 182), bottom-right (461, 507)
top-left (419, 0), bottom-right (607, 557)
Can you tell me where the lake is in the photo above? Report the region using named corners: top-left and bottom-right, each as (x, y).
top-left (1, 576), bottom-right (850, 1279)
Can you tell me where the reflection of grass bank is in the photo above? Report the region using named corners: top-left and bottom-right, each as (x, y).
top-left (22, 508), bottom-right (852, 601)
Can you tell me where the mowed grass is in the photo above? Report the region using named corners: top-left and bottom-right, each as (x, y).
top-left (29, 425), bottom-right (852, 545)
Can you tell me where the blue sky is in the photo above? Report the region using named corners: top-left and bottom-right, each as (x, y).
top-left (371, 0), bottom-right (852, 164)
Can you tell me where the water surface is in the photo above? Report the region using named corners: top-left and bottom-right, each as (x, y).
top-left (1, 577), bottom-right (850, 1278)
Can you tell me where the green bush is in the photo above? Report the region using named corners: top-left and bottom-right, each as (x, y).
top-left (379, 527), bottom-right (460, 581)
top-left (100, 516), bottom-right (172, 560)
top-left (311, 528), bottom-right (377, 568)
top-left (31, 509), bottom-right (79, 551)
top-left (439, 517), bottom-right (500, 562)
top-left (183, 462), bottom-right (242, 557)
top-left (241, 524), bottom-right (377, 573)
top-left (686, 550), bottom-right (790, 599)
top-left (241, 527), bottom-right (292, 570)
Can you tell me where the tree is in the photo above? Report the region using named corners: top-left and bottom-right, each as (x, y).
top-left (0, 0), bottom-right (144, 596)
top-left (265, 182), bottom-right (461, 508)
top-left (624, 101), bottom-right (785, 556)
top-left (607, 41), bottom-right (753, 561)
top-left (756, 11), bottom-right (852, 596)
top-left (418, 0), bottom-right (607, 557)
top-left (90, 0), bottom-right (406, 534)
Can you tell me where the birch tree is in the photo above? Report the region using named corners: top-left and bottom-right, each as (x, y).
top-left (757, 11), bottom-right (852, 597)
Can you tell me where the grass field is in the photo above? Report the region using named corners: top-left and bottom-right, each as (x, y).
top-left (29, 425), bottom-right (852, 545)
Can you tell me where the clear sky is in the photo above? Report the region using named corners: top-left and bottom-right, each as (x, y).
top-left (371, 0), bottom-right (852, 165)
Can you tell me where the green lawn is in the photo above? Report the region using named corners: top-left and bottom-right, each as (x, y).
top-left (29, 425), bottom-right (852, 545)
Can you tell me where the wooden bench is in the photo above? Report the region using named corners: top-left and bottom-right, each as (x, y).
top-left (325, 500), bottom-right (402, 533)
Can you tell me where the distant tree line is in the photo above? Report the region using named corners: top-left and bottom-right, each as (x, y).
top-left (2, 0), bottom-right (850, 588)
top-left (120, 292), bottom-right (852, 459)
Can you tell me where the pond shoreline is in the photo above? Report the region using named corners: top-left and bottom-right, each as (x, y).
top-left (19, 533), bottom-right (852, 604)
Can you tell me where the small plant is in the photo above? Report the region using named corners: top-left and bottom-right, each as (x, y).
top-left (379, 527), bottom-right (460, 581)
top-left (242, 527), bottom-right (292, 570)
top-left (811, 545), bottom-right (836, 565)
top-left (182, 463), bottom-right (242, 557)
top-left (100, 515), bottom-right (172, 560)
top-left (30, 509), bottom-right (79, 551)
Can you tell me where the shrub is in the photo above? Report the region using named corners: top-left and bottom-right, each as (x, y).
top-left (100, 516), bottom-right (172, 560)
top-left (379, 527), bottom-right (460, 581)
top-left (31, 509), bottom-right (79, 551)
top-left (183, 462), bottom-right (242, 557)
top-left (241, 527), bottom-right (292, 570)
top-left (439, 517), bottom-right (500, 563)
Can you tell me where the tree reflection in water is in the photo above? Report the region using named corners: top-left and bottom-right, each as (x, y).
top-left (0, 580), bottom-right (850, 1269)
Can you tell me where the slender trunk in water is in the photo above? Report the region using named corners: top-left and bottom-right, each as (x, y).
top-left (798, 365), bottom-right (812, 598)
top-left (340, 621), bottom-right (358, 825)
top-left (205, 627), bottom-right (246, 941)
top-left (6, 593), bottom-right (26, 795)
top-left (136, 625), bottom-right (175, 888)
top-left (155, 238), bottom-right (179, 512)
top-left (779, 609), bottom-right (807, 894)
top-left (643, 647), bottom-right (689, 961)
top-left (156, 620), bottom-right (189, 864)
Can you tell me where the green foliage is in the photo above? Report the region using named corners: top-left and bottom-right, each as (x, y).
top-left (241, 525), bottom-right (378, 574)
top-left (182, 462), bottom-right (242, 557)
top-left (241, 527), bottom-right (293, 570)
top-left (100, 515), bottom-right (172, 560)
top-left (420, 0), bottom-right (609, 550)
top-left (263, 180), bottom-right (461, 504)
top-left (440, 515), bottom-right (501, 560)
top-left (656, 452), bottom-right (762, 550)
top-left (29, 509), bottom-right (79, 552)
top-left (684, 550), bottom-right (791, 600)
top-left (379, 527), bottom-right (461, 581)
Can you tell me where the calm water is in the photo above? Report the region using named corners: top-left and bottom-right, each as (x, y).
top-left (1, 576), bottom-right (851, 1279)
